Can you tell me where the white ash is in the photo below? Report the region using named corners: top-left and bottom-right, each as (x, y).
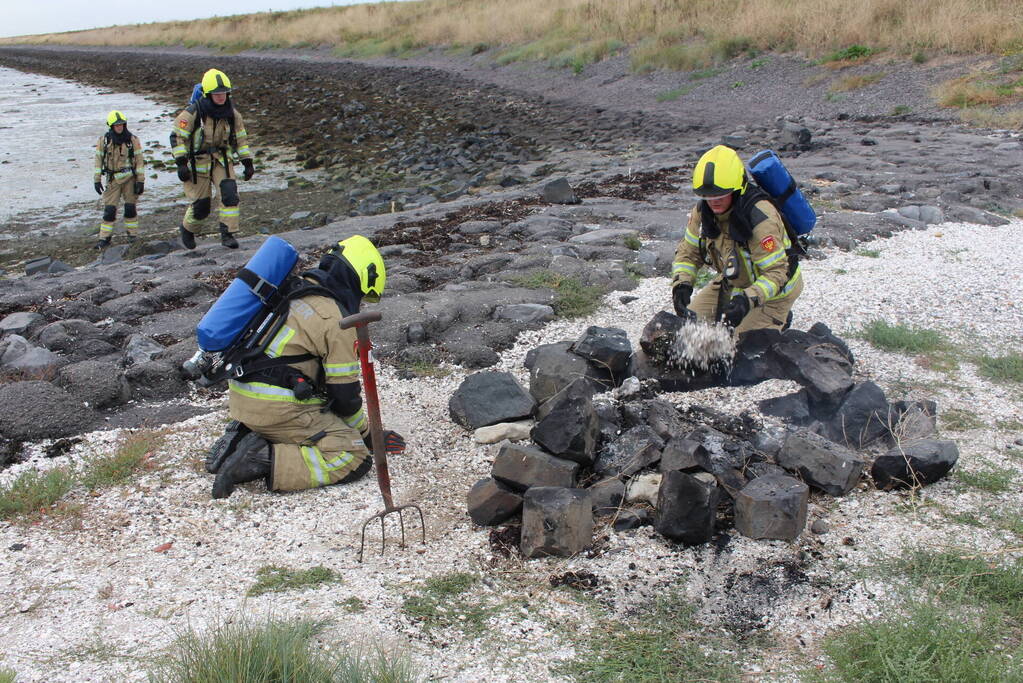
top-left (667, 320), bottom-right (736, 372)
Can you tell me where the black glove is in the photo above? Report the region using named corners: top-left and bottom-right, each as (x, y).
top-left (94, 181), bottom-right (104, 195)
top-left (134, 181), bottom-right (144, 196)
top-left (365, 429), bottom-right (406, 455)
top-left (722, 292), bottom-right (751, 328)
top-left (672, 283), bottom-right (693, 316)
top-left (175, 158), bottom-right (191, 183)
top-left (241, 158), bottom-right (255, 181)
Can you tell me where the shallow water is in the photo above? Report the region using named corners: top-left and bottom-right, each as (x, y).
top-left (0, 66), bottom-right (174, 223)
top-left (0, 66), bottom-right (306, 242)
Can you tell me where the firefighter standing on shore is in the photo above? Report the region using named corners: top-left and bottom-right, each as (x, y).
top-left (671, 145), bottom-right (803, 333)
top-left (94, 110), bottom-right (145, 250)
top-left (170, 68), bottom-right (254, 250)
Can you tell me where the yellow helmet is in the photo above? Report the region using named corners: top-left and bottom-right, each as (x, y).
top-left (332, 235), bottom-right (386, 302)
top-left (106, 110), bottom-right (127, 127)
top-left (692, 145), bottom-right (747, 197)
top-left (201, 69), bottom-right (232, 96)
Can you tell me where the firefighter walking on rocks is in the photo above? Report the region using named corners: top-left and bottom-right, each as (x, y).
top-left (206, 235), bottom-right (405, 498)
top-left (170, 68), bottom-right (254, 250)
top-left (671, 145), bottom-right (803, 334)
top-left (94, 110), bottom-right (145, 250)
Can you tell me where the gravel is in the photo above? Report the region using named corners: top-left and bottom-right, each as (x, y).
top-left (0, 220), bottom-right (1021, 681)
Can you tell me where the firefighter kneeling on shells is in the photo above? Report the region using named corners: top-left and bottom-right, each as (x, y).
top-left (94, 110), bottom-right (145, 250)
top-left (170, 68), bottom-right (254, 250)
top-left (671, 145), bottom-right (803, 333)
top-left (206, 235), bottom-right (406, 498)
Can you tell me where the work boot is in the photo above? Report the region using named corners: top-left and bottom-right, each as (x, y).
top-left (179, 225), bottom-right (196, 250)
top-left (205, 420), bottom-right (251, 474)
top-left (94, 237), bottom-right (111, 250)
top-left (219, 224), bottom-right (239, 249)
top-left (212, 433), bottom-right (272, 499)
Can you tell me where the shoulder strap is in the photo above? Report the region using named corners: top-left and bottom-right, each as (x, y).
top-left (100, 134), bottom-right (110, 175)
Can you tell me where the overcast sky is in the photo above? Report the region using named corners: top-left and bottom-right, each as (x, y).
top-left (4, 1), bottom-right (399, 39)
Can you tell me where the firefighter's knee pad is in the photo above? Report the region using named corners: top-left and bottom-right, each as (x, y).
top-left (219, 179), bottom-right (239, 206)
top-left (191, 197), bottom-right (212, 220)
top-left (123, 203), bottom-right (137, 219)
top-left (102, 205), bottom-right (117, 222)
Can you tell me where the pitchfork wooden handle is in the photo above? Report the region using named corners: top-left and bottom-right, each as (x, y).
top-left (339, 311), bottom-right (382, 329)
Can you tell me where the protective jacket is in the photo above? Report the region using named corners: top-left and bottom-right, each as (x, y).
top-left (170, 105), bottom-right (252, 178)
top-left (228, 291), bottom-right (369, 491)
top-left (94, 133), bottom-right (144, 185)
top-left (672, 189), bottom-right (802, 307)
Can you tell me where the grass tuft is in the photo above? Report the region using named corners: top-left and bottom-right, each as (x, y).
top-left (655, 86), bottom-right (693, 102)
top-left (247, 565), bottom-right (342, 597)
top-left (973, 352), bottom-right (1023, 384)
top-left (147, 615), bottom-right (416, 682)
top-left (830, 72), bottom-right (884, 92)
top-left (821, 44), bottom-right (878, 63)
top-left (940, 408), bottom-right (986, 432)
top-left (897, 550), bottom-right (1023, 618)
top-left (0, 667), bottom-right (14, 683)
top-left (79, 430), bottom-right (164, 491)
top-left (955, 465), bottom-right (1016, 493)
top-left (401, 572), bottom-right (496, 634)
top-left (860, 320), bottom-right (950, 355)
top-left (513, 270), bottom-right (604, 319)
top-left (0, 467), bottom-right (75, 521)
top-left (561, 593), bottom-right (741, 682)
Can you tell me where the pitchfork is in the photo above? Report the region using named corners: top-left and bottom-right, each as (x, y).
top-left (339, 311), bottom-right (426, 562)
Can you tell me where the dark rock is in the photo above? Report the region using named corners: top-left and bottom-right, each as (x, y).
top-left (594, 424), bottom-right (665, 476)
top-left (56, 360), bottom-right (130, 409)
top-left (888, 400), bottom-right (937, 442)
top-left (542, 177), bottom-right (580, 205)
top-left (590, 477), bottom-right (626, 515)
top-left (527, 342), bottom-right (613, 405)
top-left (123, 334), bottom-right (166, 367)
top-left (467, 477), bottom-right (523, 526)
top-left (807, 322), bottom-right (855, 364)
top-left (871, 439), bottom-right (959, 490)
top-left (613, 508), bottom-right (651, 531)
top-left (0, 312), bottom-right (44, 337)
top-left (758, 389), bottom-right (810, 424)
top-left (781, 122), bottom-right (812, 149)
top-left (638, 310), bottom-right (686, 360)
top-left (0, 382), bottom-right (96, 440)
top-left (659, 437), bottom-right (710, 472)
top-left (777, 431), bottom-right (864, 496)
top-left (493, 303), bottom-right (555, 324)
top-left (100, 245), bottom-right (129, 265)
top-left (448, 371), bottom-right (535, 430)
top-left (124, 360), bottom-right (188, 400)
top-left (520, 487), bottom-right (593, 558)
top-left (25, 257), bottom-right (53, 276)
top-left (645, 399), bottom-right (692, 441)
top-left (774, 341), bottom-right (854, 412)
top-left (532, 378), bottom-right (600, 466)
top-left (570, 326), bottom-right (632, 385)
top-left (729, 328), bottom-right (786, 385)
top-left (34, 319), bottom-right (102, 354)
top-left (811, 519), bottom-right (830, 534)
top-left (492, 442), bottom-right (579, 491)
top-left (828, 381), bottom-right (890, 447)
top-left (734, 474), bottom-right (808, 541)
top-left (0, 334), bottom-right (61, 374)
top-left (746, 461), bottom-right (789, 479)
top-left (654, 471), bottom-right (719, 545)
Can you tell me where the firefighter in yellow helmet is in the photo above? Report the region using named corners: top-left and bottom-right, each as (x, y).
top-left (208, 235), bottom-right (406, 498)
top-left (169, 69), bottom-right (255, 250)
top-left (93, 111), bottom-right (145, 250)
top-left (671, 145), bottom-right (803, 334)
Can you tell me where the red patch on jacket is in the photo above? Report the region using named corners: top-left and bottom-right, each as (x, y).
top-left (178, 119), bottom-right (188, 128)
top-left (760, 235), bottom-right (778, 252)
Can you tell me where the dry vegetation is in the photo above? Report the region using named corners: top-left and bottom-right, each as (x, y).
top-left (4, 0), bottom-right (1022, 62)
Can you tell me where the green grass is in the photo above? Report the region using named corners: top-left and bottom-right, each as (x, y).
top-left (623, 234), bottom-right (642, 250)
top-left (860, 320), bottom-right (950, 355)
top-left (655, 86), bottom-right (692, 102)
top-left (821, 44), bottom-right (879, 63)
top-left (560, 593), bottom-right (742, 682)
top-left (0, 667), bottom-right (15, 683)
top-left (996, 418), bottom-right (1023, 431)
top-left (898, 551), bottom-right (1023, 618)
top-left (955, 465), bottom-right (1016, 493)
top-left (940, 408), bottom-right (987, 432)
top-left (974, 352), bottom-right (1023, 384)
top-left (247, 565), bottom-right (342, 597)
top-left (147, 616), bottom-right (417, 682)
top-left (0, 467), bottom-right (75, 521)
top-left (855, 248), bottom-right (881, 257)
top-left (890, 104), bottom-right (911, 115)
top-left (339, 597), bottom-right (366, 613)
top-left (79, 430), bottom-right (164, 491)
top-left (750, 57), bottom-right (770, 69)
top-left (513, 270), bottom-right (604, 319)
top-left (401, 572), bottom-right (497, 634)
